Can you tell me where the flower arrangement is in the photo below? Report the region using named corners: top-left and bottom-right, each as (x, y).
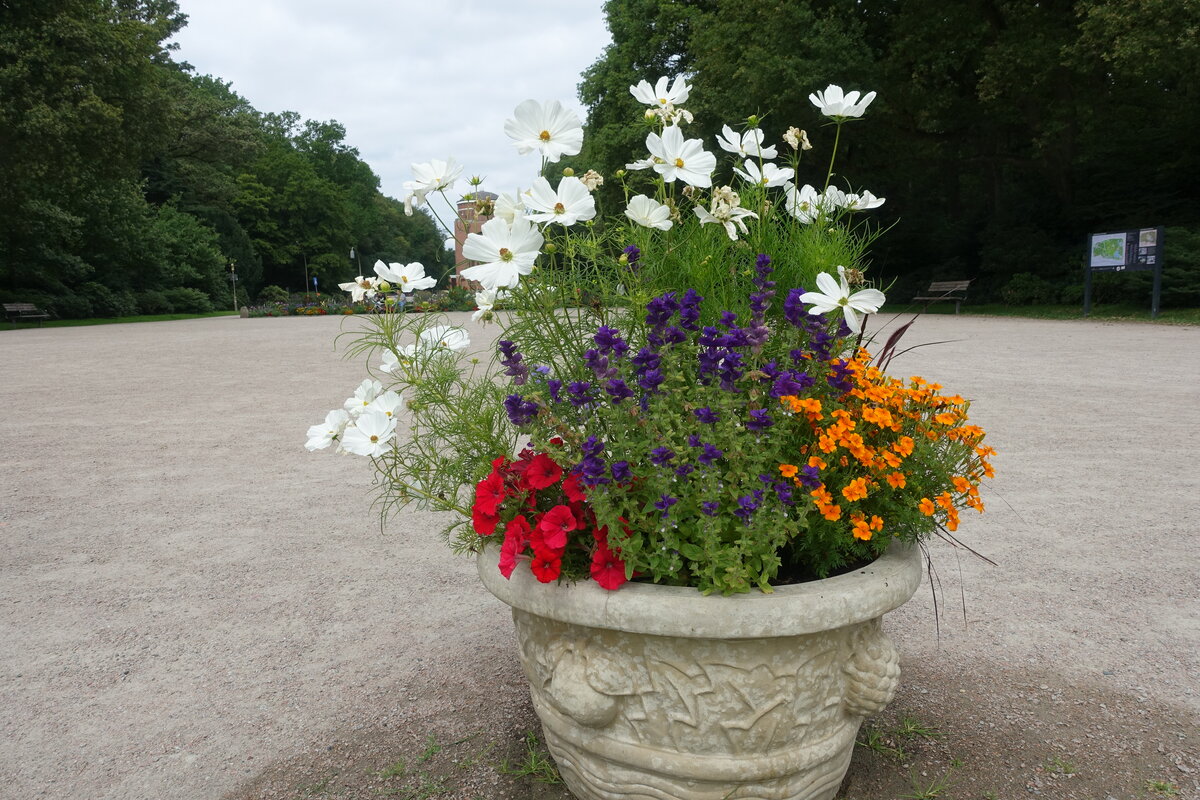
top-left (306, 78), bottom-right (995, 595)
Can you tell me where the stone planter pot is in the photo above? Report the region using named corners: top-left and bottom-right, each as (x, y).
top-left (477, 541), bottom-right (923, 800)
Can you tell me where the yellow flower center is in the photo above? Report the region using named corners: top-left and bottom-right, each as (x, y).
top-left (538, 130), bottom-right (551, 141)
top-left (554, 202), bottom-right (565, 215)
top-left (401, 275), bottom-right (408, 283)
top-left (674, 157), bottom-right (685, 168)
top-left (499, 247), bottom-right (513, 262)
top-left (369, 435), bottom-right (378, 443)
top-left (658, 98), bottom-right (668, 105)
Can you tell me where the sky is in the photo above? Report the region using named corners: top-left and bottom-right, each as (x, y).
top-left (169, 1), bottom-right (612, 234)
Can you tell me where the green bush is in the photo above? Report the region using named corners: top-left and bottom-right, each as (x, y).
top-left (79, 282), bottom-right (136, 317)
top-left (1162, 226), bottom-right (1200, 307)
top-left (136, 290), bottom-right (174, 314)
top-left (1000, 272), bottom-right (1059, 305)
top-left (258, 285), bottom-right (289, 304)
top-left (162, 287), bottom-right (214, 314)
top-left (443, 285), bottom-right (477, 312)
top-left (47, 293), bottom-right (94, 320)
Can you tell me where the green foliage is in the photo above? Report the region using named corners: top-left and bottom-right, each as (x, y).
top-left (580, 0), bottom-right (1200, 307)
top-left (258, 285), bottom-right (290, 304)
top-left (79, 282), bottom-right (137, 317)
top-left (442, 286), bottom-right (477, 312)
top-left (1001, 273), bottom-right (1059, 305)
top-left (162, 287), bottom-right (213, 314)
top-left (136, 290), bottom-right (174, 314)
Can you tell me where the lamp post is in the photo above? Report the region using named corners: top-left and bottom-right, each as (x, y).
top-left (302, 252), bottom-right (309, 303)
top-left (228, 261), bottom-right (238, 312)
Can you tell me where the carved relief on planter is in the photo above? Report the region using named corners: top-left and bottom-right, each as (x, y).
top-left (478, 542), bottom-right (921, 800)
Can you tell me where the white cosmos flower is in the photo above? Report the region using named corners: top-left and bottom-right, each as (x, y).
top-left (624, 155), bottom-right (657, 172)
top-left (380, 350), bottom-right (402, 374)
top-left (694, 200), bottom-right (758, 241)
top-left (367, 390), bottom-right (405, 421)
top-left (305, 408), bottom-right (350, 451)
top-left (624, 194), bottom-right (673, 230)
top-left (340, 409), bottom-right (396, 458)
top-left (809, 84), bottom-right (877, 119)
top-left (630, 75), bottom-right (690, 107)
top-left (417, 325), bottom-right (470, 352)
top-left (715, 125), bottom-right (778, 160)
top-left (523, 176), bottom-right (597, 226)
top-left (471, 288), bottom-right (507, 322)
top-left (374, 260), bottom-right (437, 292)
top-left (843, 190), bottom-right (886, 211)
top-left (504, 100), bottom-right (583, 163)
top-left (645, 125), bottom-right (716, 188)
top-left (798, 265), bottom-right (886, 333)
top-left (460, 217), bottom-right (544, 290)
top-left (344, 378), bottom-right (384, 416)
top-left (733, 159), bottom-right (794, 188)
top-left (337, 275), bottom-right (377, 302)
top-left (783, 183), bottom-right (831, 223)
top-left (493, 191), bottom-right (526, 223)
top-left (402, 158), bottom-right (462, 215)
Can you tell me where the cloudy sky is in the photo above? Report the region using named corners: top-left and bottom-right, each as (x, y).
top-left (170, 1), bottom-right (611, 232)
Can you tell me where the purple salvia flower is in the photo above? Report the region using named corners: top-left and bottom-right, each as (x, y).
top-left (675, 463), bottom-right (695, 478)
top-left (503, 394), bottom-right (538, 426)
top-left (719, 310), bottom-right (738, 328)
top-left (631, 347), bottom-right (661, 370)
top-left (605, 378), bottom-right (634, 403)
top-left (593, 326), bottom-right (624, 355)
top-left (638, 368), bottom-right (665, 393)
top-left (693, 407), bottom-right (720, 424)
top-left (678, 288), bottom-right (703, 331)
top-left (546, 379), bottom-right (562, 403)
top-left (700, 501), bottom-right (720, 516)
top-left (798, 465), bottom-right (822, 489)
top-left (698, 443), bottom-right (724, 466)
top-left (622, 244), bottom-right (641, 270)
top-left (649, 446), bottom-right (675, 466)
top-left (783, 288), bottom-right (808, 328)
top-left (654, 494), bottom-right (678, 518)
top-left (611, 460), bottom-right (632, 483)
top-left (746, 408), bottom-right (773, 432)
top-left (498, 339), bottom-right (529, 385)
top-left (567, 381), bottom-right (594, 408)
top-left (687, 434), bottom-right (703, 448)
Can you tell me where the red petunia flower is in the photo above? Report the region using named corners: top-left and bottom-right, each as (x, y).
top-left (535, 504), bottom-right (577, 551)
top-left (473, 504), bottom-right (500, 536)
top-left (562, 472), bottom-right (586, 503)
top-left (529, 548), bottom-right (562, 583)
top-left (522, 453), bottom-right (563, 490)
top-left (590, 542), bottom-right (628, 590)
top-left (499, 515), bottom-right (531, 578)
top-left (474, 471), bottom-right (506, 516)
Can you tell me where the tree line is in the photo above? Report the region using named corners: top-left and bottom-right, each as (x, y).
top-left (573, 0), bottom-right (1200, 307)
top-left (1, 0), bottom-right (446, 318)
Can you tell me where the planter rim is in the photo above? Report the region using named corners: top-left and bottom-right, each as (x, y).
top-left (477, 540), bottom-right (922, 638)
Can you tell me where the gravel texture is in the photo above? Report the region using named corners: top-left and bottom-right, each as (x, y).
top-left (0, 312), bottom-right (1197, 799)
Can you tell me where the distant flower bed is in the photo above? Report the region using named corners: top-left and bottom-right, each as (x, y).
top-left (247, 288), bottom-right (476, 318)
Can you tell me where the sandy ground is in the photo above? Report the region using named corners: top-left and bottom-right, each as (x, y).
top-left (1, 312), bottom-right (1198, 800)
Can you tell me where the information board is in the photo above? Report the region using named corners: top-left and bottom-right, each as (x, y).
top-left (1088, 228), bottom-right (1162, 272)
top-left (1084, 226), bottom-right (1164, 317)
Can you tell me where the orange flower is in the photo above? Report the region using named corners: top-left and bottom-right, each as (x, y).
top-left (918, 498), bottom-right (936, 516)
top-left (886, 471), bottom-right (907, 489)
top-left (934, 412), bottom-right (958, 426)
top-left (842, 478), bottom-right (869, 502)
top-left (779, 464), bottom-right (799, 478)
top-left (851, 516), bottom-right (873, 541)
top-left (951, 476), bottom-right (972, 494)
top-left (820, 503), bottom-right (843, 521)
top-left (869, 515), bottom-right (884, 531)
top-left (882, 450), bottom-right (902, 468)
top-left (895, 436), bottom-right (915, 456)
top-left (936, 491), bottom-right (955, 511)
top-left (807, 455), bottom-right (827, 470)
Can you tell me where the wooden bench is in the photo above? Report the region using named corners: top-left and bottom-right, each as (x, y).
top-left (913, 280), bottom-right (971, 314)
top-left (3, 302), bottom-right (51, 326)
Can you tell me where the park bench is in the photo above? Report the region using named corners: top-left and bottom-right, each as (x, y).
top-left (912, 280), bottom-right (971, 314)
top-left (3, 302), bottom-right (50, 326)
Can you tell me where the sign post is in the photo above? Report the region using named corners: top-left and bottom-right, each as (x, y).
top-left (1084, 227), bottom-right (1163, 318)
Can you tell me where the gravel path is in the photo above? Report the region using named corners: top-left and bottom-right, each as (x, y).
top-left (1, 313), bottom-right (1197, 799)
